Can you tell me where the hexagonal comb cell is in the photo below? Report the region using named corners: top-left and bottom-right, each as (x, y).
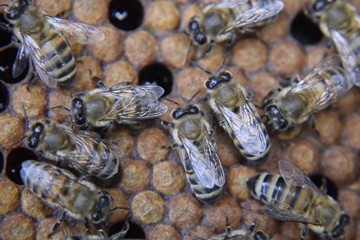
top-left (0, 81), bottom-right (9, 112)
top-left (6, 148), bottom-right (38, 185)
top-left (139, 63), bottom-right (173, 97)
top-left (109, 0), bottom-right (144, 31)
top-left (290, 11), bottom-right (323, 45)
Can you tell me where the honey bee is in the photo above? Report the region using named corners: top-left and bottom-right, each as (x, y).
top-left (25, 122), bottom-right (123, 180)
top-left (162, 103), bottom-right (225, 205)
top-left (305, 0), bottom-right (360, 86)
top-left (188, 0), bottom-right (284, 53)
top-left (20, 160), bottom-right (116, 239)
top-left (200, 221), bottom-right (271, 240)
top-left (68, 221), bottom-right (131, 240)
top-left (204, 69), bottom-right (271, 163)
top-left (247, 160), bottom-right (350, 239)
top-left (263, 54), bottom-right (354, 131)
top-left (0, 0), bottom-right (104, 88)
top-left (71, 79), bottom-right (168, 130)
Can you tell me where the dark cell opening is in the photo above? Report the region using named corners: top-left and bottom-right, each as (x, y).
top-left (0, 14), bottom-right (13, 48)
top-left (0, 47), bottom-right (29, 84)
top-left (108, 221), bottom-right (145, 239)
top-left (6, 148), bottom-right (38, 185)
top-left (109, 0), bottom-right (143, 31)
top-left (290, 11), bottom-right (323, 45)
top-left (310, 174), bottom-right (338, 199)
top-left (0, 81), bottom-right (9, 112)
top-left (139, 63), bottom-right (173, 96)
top-left (0, 151), bottom-right (3, 175)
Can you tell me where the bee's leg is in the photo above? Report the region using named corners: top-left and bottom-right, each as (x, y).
top-left (223, 33), bottom-right (234, 56)
top-left (198, 42), bottom-right (214, 60)
top-left (223, 214), bottom-right (233, 237)
top-left (26, 60), bottom-right (37, 91)
top-left (94, 223), bottom-right (107, 240)
top-left (248, 220), bottom-right (256, 233)
top-left (91, 74), bottom-right (107, 89)
top-left (322, 38), bottom-right (334, 59)
top-left (161, 143), bottom-right (180, 149)
top-left (55, 10), bottom-right (70, 19)
top-left (0, 41), bottom-right (14, 53)
top-left (108, 220), bottom-right (130, 240)
top-left (300, 224), bottom-right (309, 240)
top-left (308, 115), bottom-right (320, 137)
top-left (48, 210), bottom-right (66, 237)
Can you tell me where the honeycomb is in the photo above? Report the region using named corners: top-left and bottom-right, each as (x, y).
top-left (0, 0), bottom-right (359, 239)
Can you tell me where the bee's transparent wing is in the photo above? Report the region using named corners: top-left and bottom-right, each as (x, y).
top-left (216, 101), bottom-right (268, 156)
top-left (179, 132), bottom-right (225, 188)
top-left (99, 85), bottom-right (168, 121)
top-left (293, 54), bottom-right (353, 113)
top-left (12, 42), bottom-right (29, 78)
top-left (60, 127), bottom-right (124, 166)
top-left (260, 201), bottom-right (321, 225)
top-left (223, 0), bottom-right (284, 33)
top-left (278, 160), bottom-right (320, 192)
top-left (22, 33), bottom-right (57, 88)
top-left (329, 28), bottom-right (360, 86)
top-left (20, 160), bottom-right (80, 209)
top-left (45, 16), bottom-right (105, 44)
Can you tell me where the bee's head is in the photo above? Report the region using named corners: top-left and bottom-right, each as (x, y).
top-left (71, 96), bottom-right (88, 128)
top-left (188, 18), bottom-right (207, 46)
top-left (92, 192), bottom-right (112, 224)
top-left (253, 230), bottom-right (270, 240)
top-left (172, 104), bottom-right (200, 120)
top-left (331, 214), bottom-right (350, 238)
top-left (4, 0), bottom-right (31, 21)
top-left (27, 122), bottom-right (44, 148)
top-left (264, 102), bottom-right (289, 131)
top-left (205, 71), bottom-right (232, 89)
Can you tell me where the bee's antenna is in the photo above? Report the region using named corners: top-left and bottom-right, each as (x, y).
top-left (190, 61), bottom-right (212, 75)
top-left (163, 97), bottom-right (180, 105)
top-left (188, 90), bottom-right (200, 103)
top-left (215, 54), bottom-right (227, 73)
top-left (184, 39), bottom-right (193, 67)
top-left (49, 105), bottom-right (70, 113)
top-left (21, 103), bottom-right (30, 131)
top-left (110, 206), bottom-right (129, 211)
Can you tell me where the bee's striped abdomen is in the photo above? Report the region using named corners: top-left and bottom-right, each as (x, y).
top-left (77, 142), bottom-right (120, 180)
top-left (20, 160), bottom-right (75, 206)
top-left (37, 27), bottom-right (76, 85)
top-left (308, 66), bottom-right (352, 109)
top-left (183, 154), bottom-right (222, 205)
top-left (247, 173), bottom-right (314, 214)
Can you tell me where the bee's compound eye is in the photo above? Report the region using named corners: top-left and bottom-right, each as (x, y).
top-left (92, 194), bottom-right (111, 223)
top-left (220, 71), bottom-right (232, 82)
top-left (72, 98), bottom-right (83, 109)
top-left (312, 0), bottom-right (327, 11)
top-left (27, 135), bottom-right (39, 148)
top-left (188, 20), bottom-right (199, 31)
top-left (332, 214), bottom-right (350, 237)
top-left (195, 32), bottom-right (207, 45)
top-left (279, 118), bottom-right (288, 130)
top-left (205, 77), bottom-right (218, 89)
top-left (254, 231), bottom-right (268, 240)
top-left (172, 109), bottom-right (182, 120)
top-left (189, 106), bottom-right (199, 114)
top-left (32, 122), bottom-right (44, 134)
